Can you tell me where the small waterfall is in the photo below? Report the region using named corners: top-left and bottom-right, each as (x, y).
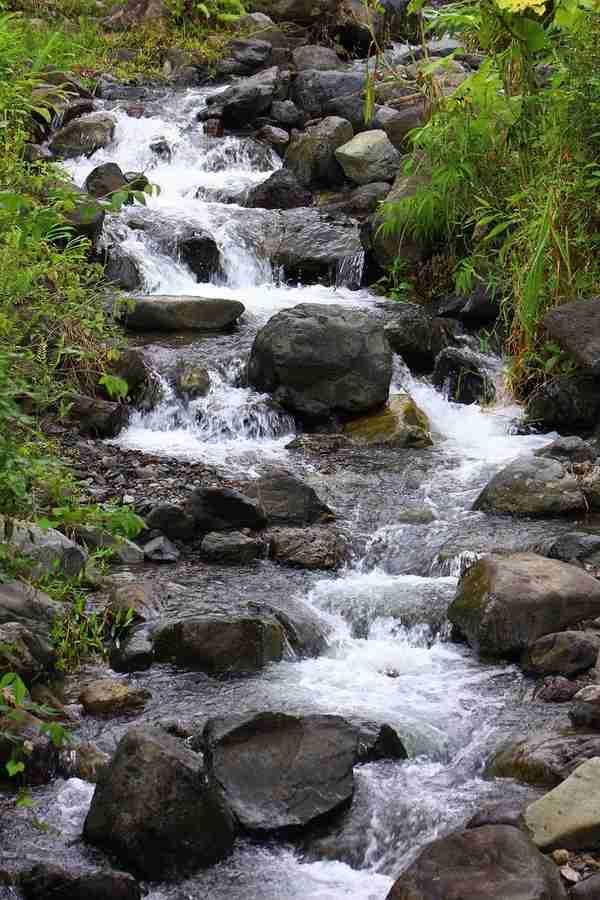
top-left (336, 251), bottom-right (366, 290)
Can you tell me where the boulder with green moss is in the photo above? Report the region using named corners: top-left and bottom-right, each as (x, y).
top-left (343, 392), bottom-right (432, 448)
top-left (448, 553), bottom-right (600, 659)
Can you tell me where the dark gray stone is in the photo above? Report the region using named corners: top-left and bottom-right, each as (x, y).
top-left (188, 486), bottom-right (267, 532)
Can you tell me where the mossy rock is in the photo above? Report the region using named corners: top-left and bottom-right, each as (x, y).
top-left (343, 392), bottom-right (433, 448)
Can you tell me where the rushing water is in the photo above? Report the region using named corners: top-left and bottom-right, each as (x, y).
top-left (1, 85), bottom-right (565, 898)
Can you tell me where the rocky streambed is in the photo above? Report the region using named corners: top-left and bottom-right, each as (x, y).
top-left (5, 26), bottom-right (600, 900)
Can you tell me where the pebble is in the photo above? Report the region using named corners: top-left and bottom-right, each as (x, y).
top-left (553, 849), bottom-right (570, 865)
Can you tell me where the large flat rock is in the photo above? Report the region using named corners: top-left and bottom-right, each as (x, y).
top-left (123, 296), bottom-right (244, 332)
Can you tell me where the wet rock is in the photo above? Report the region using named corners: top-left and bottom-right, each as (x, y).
top-left (203, 712), bottom-right (357, 831)
top-left (524, 758), bottom-right (600, 850)
top-left (0, 518), bottom-right (87, 578)
top-left (150, 137), bottom-right (171, 160)
top-left (205, 66), bottom-right (288, 127)
top-left (335, 130), bottom-right (401, 185)
top-left (173, 362), bottom-right (210, 401)
top-left (268, 526), bottom-right (347, 569)
top-left (291, 69), bottom-right (365, 118)
top-left (321, 181), bottom-right (391, 219)
top-left (433, 285), bottom-right (500, 323)
top-left (343, 392), bottom-right (433, 448)
top-left (84, 727), bottom-right (235, 879)
top-left (526, 375), bottom-right (600, 430)
top-left (432, 347), bottom-right (496, 405)
top-left (569, 685), bottom-right (600, 729)
top-left (256, 123), bottom-right (289, 151)
top-left (107, 581), bottom-right (163, 622)
top-left (536, 436), bottom-right (597, 464)
top-left (367, 164), bottom-right (431, 271)
top-left (110, 626), bottom-right (155, 672)
top-left (80, 678), bottom-right (151, 716)
top-left (285, 116), bottom-right (353, 188)
top-left (543, 298), bottom-right (600, 375)
top-left (267, 208), bottom-right (363, 282)
top-left (19, 863), bottom-right (142, 900)
top-left (449, 553), bottom-right (600, 659)
top-left (244, 169), bottom-right (312, 209)
top-left (188, 486), bottom-right (267, 532)
top-left (357, 722), bottom-right (408, 763)
top-left (293, 45), bottom-right (344, 70)
top-left (146, 502), bottom-right (196, 541)
top-left (143, 535), bottom-right (180, 562)
top-left (522, 632), bottom-right (600, 677)
top-left (271, 98), bottom-right (303, 127)
top-left (152, 612), bottom-right (285, 673)
top-left (84, 162), bottom-right (128, 198)
top-left (248, 303), bottom-right (392, 421)
top-left (59, 741), bottom-right (111, 783)
top-left (384, 302), bottom-right (455, 373)
top-left (248, 472), bottom-right (332, 525)
top-left (49, 114), bottom-right (115, 158)
top-left (536, 676), bottom-right (580, 703)
top-left (104, 248), bottom-right (142, 291)
top-left (123, 296), bottom-right (244, 332)
top-left (385, 825), bottom-right (567, 900)
top-left (0, 622), bottom-right (53, 682)
top-left (177, 229), bottom-right (222, 280)
top-left (474, 457), bottom-right (585, 517)
top-left (201, 531), bottom-right (263, 564)
top-left (68, 394), bottom-right (129, 438)
top-left (73, 526), bottom-right (144, 565)
top-left (486, 730), bottom-right (600, 787)
top-left (467, 801), bottom-right (526, 829)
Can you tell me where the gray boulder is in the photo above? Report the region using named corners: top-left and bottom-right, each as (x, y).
top-left (521, 631), bottom-right (600, 676)
top-left (335, 130), bottom-right (401, 185)
top-left (152, 612), bottom-right (285, 673)
top-left (247, 303), bottom-right (392, 420)
top-left (385, 825), bottom-right (567, 900)
top-left (146, 503), bottom-right (196, 541)
top-left (543, 298), bottom-right (600, 375)
top-left (0, 517), bottom-right (87, 578)
top-left (49, 114), bottom-right (115, 158)
top-left (384, 301), bottom-right (456, 373)
top-left (244, 169), bottom-right (312, 209)
top-left (432, 347), bottom-right (496, 405)
top-left (248, 472), bottom-right (332, 525)
top-left (202, 712), bottom-right (357, 831)
top-left (285, 116), bottom-right (353, 187)
top-left (473, 457), bottom-right (585, 517)
top-left (265, 208), bottom-right (363, 283)
top-left (72, 526), bottom-right (144, 565)
top-left (123, 296), bottom-right (244, 332)
top-left (292, 45), bottom-right (344, 70)
top-left (448, 552), bottom-right (600, 658)
top-left (372, 101), bottom-right (426, 150)
top-left (487, 729), bottom-right (600, 787)
top-left (83, 728), bottom-right (235, 879)
top-left (535, 436), bottom-right (597, 464)
top-left (143, 536), bottom-right (180, 562)
top-left (200, 531), bottom-right (263, 564)
top-left (526, 375), bottom-right (600, 430)
top-left (271, 99), bottom-right (303, 127)
top-left (204, 66), bottom-right (287, 127)
top-left (291, 69), bottom-right (365, 117)
top-left (268, 526), bottom-right (347, 569)
top-left (188, 486), bottom-right (267, 532)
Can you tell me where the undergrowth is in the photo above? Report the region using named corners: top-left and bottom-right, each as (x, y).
top-left (381, 3), bottom-right (600, 396)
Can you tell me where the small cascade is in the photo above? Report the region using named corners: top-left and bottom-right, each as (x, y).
top-left (336, 251), bottom-right (366, 290)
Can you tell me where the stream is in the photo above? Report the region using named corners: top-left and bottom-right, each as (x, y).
top-left (0, 84), bottom-right (566, 899)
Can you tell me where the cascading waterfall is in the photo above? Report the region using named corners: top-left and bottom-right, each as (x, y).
top-left (17, 85), bottom-right (559, 900)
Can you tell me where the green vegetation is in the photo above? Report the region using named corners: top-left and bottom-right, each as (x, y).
top-left (380, 0), bottom-right (600, 396)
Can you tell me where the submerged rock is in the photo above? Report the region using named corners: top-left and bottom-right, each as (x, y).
top-left (343, 392), bottom-right (433, 448)
top-left (524, 758), bottom-right (600, 850)
top-left (248, 304), bottom-right (392, 421)
top-left (123, 296), bottom-right (244, 332)
top-left (84, 727), bottom-right (235, 879)
top-left (448, 553), bottom-right (600, 658)
top-left (473, 456), bottom-right (585, 517)
top-left (385, 825), bottom-right (567, 900)
top-left (202, 712), bottom-right (357, 831)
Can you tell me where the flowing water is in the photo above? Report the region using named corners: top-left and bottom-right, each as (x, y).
top-left (0, 85), bottom-right (564, 899)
